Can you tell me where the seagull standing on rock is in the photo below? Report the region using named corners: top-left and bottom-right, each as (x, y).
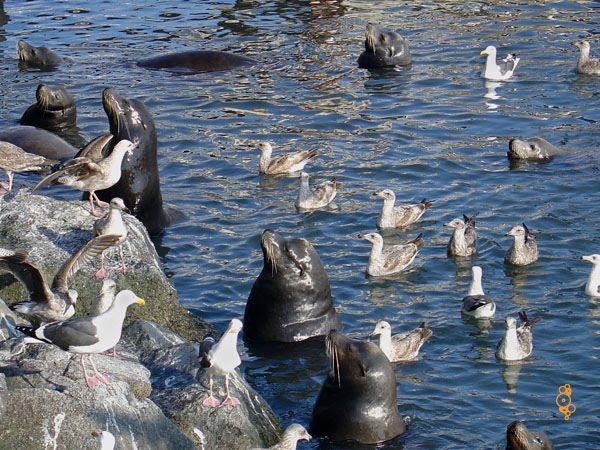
top-left (199, 318), bottom-right (243, 407)
top-left (16, 290), bottom-right (144, 388)
top-left (0, 234), bottom-right (121, 324)
top-left (93, 197), bottom-right (129, 279)
top-left (33, 139), bottom-right (135, 217)
top-left (480, 45), bottom-right (520, 81)
top-left (0, 141), bottom-right (57, 197)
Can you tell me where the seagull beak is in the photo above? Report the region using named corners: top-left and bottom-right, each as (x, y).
top-left (136, 298), bottom-right (145, 305)
top-left (480, 49), bottom-right (488, 55)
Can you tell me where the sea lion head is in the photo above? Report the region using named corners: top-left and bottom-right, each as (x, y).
top-left (506, 421), bottom-right (554, 450)
top-left (260, 229), bottom-right (313, 278)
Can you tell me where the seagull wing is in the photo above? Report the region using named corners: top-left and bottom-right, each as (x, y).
top-left (37, 316), bottom-right (100, 351)
top-left (498, 54), bottom-right (519, 76)
top-left (32, 157), bottom-right (97, 191)
top-left (268, 149), bottom-right (316, 173)
top-left (462, 295), bottom-right (491, 312)
top-left (0, 252), bottom-right (53, 304)
top-left (382, 243), bottom-right (418, 272)
top-left (75, 134), bottom-right (113, 161)
top-left (52, 234), bottom-right (122, 290)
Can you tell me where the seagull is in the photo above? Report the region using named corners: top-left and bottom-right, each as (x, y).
top-left (295, 171), bottom-right (340, 210)
top-left (372, 189), bottom-right (433, 228)
top-left (199, 318), bottom-right (243, 407)
top-left (91, 430), bottom-right (116, 450)
top-left (505, 223), bottom-right (538, 266)
top-left (16, 290), bottom-right (144, 388)
top-left (369, 320), bottom-right (432, 362)
top-left (581, 254), bottom-right (600, 297)
top-left (33, 139), bottom-right (135, 217)
top-left (0, 141), bottom-right (57, 196)
top-left (480, 45), bottom-right (520, 81)
top-left (495, 312), bottom-right (540, 361)
top-left (461, 266), bottom-right (496, 318)
top-left (253, 424), bottom-right (312, 450)
top-left (89, 279), bottom-right (118, 357)
top-left (445, 214), bottom-right (477, 257)
top-left (1, 234), bottom-right (122, 324)
top-left (359, 232), bottom-right (424, 276)
top-left (258, 142), bottom-right (317, 175)
top-left (93, 197), bottom-right (129, 279)
top-left (574, 40), bottom-right (600, 75)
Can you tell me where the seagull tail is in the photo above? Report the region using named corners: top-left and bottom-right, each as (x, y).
top-left (15, 325), bottom-right (38, 339)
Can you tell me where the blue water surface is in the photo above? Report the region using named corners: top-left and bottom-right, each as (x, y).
top-left (1, 1), bottom-right (599, 448)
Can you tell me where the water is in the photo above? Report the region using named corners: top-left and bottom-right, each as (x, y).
top-left (1, 1), bottom-right (599, 448)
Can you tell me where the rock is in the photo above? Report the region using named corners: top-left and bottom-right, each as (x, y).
top-left (0, 190), bottom-right (210, 341)
top-left (122, 320), bottom-right (282, 449)
top-left (0, 338), bottom-right (197, 450)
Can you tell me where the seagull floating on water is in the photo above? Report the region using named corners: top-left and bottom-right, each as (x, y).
top-left (461, 266), bottom-right (496, 319)
top-left (574, 40), bottom-right (600, 75)
top-left (254, 423), bottom-right (312, 450)
top-left (580, 254), bottom-right (600, 297)
top-left (199, 318), bottom-right (243, 407)
top-left (16, 289), bottom-right (144, 388)
top-left (495, 311), bottom-right (540, 361)
top-left (359, 232), bottom-right (424, 276)
top-left (33, 139), bottom-right (135, 217)
top-left (445, 214), bottom-right (477, 257)
top-left (0, 141), bottom-right (56, 197)
top-left (369, 320), bottom-right (432, 362)
top-left (93, 197), bottom-right (129, 279)
top-left (505, 223), bottom-right (538, 266)
top-left (373, 189), bottom-right (433, 229)
top-left (295, 171), bottom-right (340, 210)
top-left (258, 142), bottom-right (317, 175)
top-left (480, 45), bottom-right (520, 81)
top-left (1, 234), bottom-right (121, 324)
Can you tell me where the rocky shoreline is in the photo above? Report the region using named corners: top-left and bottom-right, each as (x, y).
top-left (0, 190), bottom-right (282, 449)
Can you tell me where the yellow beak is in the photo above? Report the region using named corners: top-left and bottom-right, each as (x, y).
top-left (136, 298), bottom-right (145, 305)
top-left (480, 50), bottom-right (488, 55)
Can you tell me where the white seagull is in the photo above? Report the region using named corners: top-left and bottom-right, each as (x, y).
top-left (359, 232), bottom-right (424, 277)
top-left (295, 171), bottom-right (340, 210)
top-left (258, 142), bottom-right (317, 175)
top-left (254, 423), bottom-right (312, 450)
top-left (495, 311), bottom-right (540, 361)
top-left (199, 318), bottom-right (243, 407)
top-left (574, 40), bottom-right (600, 75)
top-left (373, 189), bottom-right (433, 229)
top-left (16, 290), bottom-right (144, 388)
top-left (480, 45), bottom-right (520, 81)
top-left (445, 214), bottom-right (477, 257)
top-left (369, 320), bottom-right (432, 362)
top-left (461, 266), bottom-right (496, 319)
top-left (581, 254), bottom-right (600, 297)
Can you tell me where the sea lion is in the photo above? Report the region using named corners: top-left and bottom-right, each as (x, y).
top-left (506, 421), bottom-right (554, 450)
top-left (96, 88), bottom-right (170, 235)
top-left (243, 229), bottom-right (341, 343)
top-left (357, 23), bottom-right (412, 69)
top-left (16, 40), bottom-right (62, 69)
top-left (310, 330), bottom-right (406, 444)
top-left (19, 84), bottom-right (83, 147)
top-left (0, 126), bottom-right (76, 161)
top-left (507, 138), bottom-right (560, 161)
top-left (137, 50), bottom-right (256, 74)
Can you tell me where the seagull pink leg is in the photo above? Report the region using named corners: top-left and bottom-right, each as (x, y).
top-left (220, 374), bottom-right (240, 407)
top-left (81, 355), bottom-right (97, 388)
top-left (88, 355), bottom-right (110, 385)
top-left (89, 192), bottom-right (109, 217)
top-left (202, 375), bottom-right (221, 407)
top-left (95, 252), bottom-right (110, 279)
top-left (118, 246), bottom-right (129, 274)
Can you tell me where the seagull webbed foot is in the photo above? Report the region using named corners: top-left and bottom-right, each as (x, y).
top-left (202, 396), bottom-right (221, 407)
top-left (220, 396), bottom-right (241, 407)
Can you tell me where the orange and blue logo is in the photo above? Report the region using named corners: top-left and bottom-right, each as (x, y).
top-left (556, 384), bottom-right (576, 420)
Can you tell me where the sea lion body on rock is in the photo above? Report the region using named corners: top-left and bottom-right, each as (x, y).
top-left (16, 40), bottom-right (62, 69)
top-left (97, 88), bottom-right (170, 235)
top-left (0, 126), bottom-right (76, 161)
top-left (243, 230), bottom-right (341, 343)
top-left (506, 421), bottom-right (554, 450)
top-left (310, 331), bottom-right (406, 444)
top-left (138, 50), bottom-right (256, 74)
top-left (508, 137), bottom-right (560, 161)
top-left (357, 23), bottom-right (412, 69)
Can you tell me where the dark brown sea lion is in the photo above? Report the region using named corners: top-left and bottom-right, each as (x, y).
top-left (137, 50), bottom-right (255, 74)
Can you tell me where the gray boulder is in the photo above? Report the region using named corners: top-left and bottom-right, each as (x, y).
top-left (0, 189), bottom-right (209, 341)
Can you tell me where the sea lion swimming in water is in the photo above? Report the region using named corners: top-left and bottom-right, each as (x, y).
top-left (137, 50), bottom-right (256, 74)
top-left (16, 40), bottom-right (62, 69)
top-left (357, 23), bottom-right (412, 69)
top-left (506, 421), bottom-right (554, 450)
top-left (310, 330), bottom-right (406, 444)
top-left (507, 137), bottom-right (560, 161)
top-left (244, 229), bottom-right (341, 343)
